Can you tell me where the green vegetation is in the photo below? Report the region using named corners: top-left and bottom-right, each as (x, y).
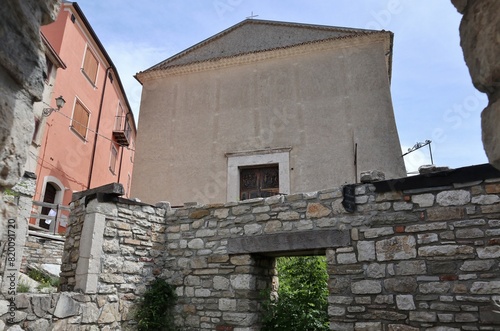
top-left (261, 256), bottom-right (329, 331)
top-left (17, 282), bottom-right (31, 293)
top-left (136, 278), bottom-right (179, 331)
top-left (27, 268), bottom-right (59, 290)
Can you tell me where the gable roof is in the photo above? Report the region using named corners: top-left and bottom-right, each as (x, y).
top-left (137, 19), bottom-right (393, 81)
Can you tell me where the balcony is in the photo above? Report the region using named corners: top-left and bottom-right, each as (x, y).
top-left (113, 115), bottom-right (131, 146)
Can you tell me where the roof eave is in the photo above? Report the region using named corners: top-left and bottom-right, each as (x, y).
top-left (69, 2), bottom-right (137, 132)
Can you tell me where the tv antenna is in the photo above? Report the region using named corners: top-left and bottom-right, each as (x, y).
top-left (402, 139), bottom-right (434, 165)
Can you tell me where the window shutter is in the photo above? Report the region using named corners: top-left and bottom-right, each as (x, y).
top-left (72, 101), bottom-right (89, 138)
top-left (83, 48), bottom-right (98, 84)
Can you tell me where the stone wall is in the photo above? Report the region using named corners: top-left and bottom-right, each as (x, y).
top-left (154, 164), bottom-right (500, 330)
top-left (21, 233), bottom-right (64, 273)
top-left (3, 165), bottom-right (500, 330)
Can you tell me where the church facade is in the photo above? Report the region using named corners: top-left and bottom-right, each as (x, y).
top-left (133, 19), bottom-right (406, 206)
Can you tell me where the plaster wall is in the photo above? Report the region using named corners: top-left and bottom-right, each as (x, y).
top-left (132, 37), bottom-right (405, 206)
top-left (31, 3), bottom-right (137, 222)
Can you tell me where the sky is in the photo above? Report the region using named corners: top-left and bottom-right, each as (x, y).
top-left (75, 0), bottom-right (489, 173)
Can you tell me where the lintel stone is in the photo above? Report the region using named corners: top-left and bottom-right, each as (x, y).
top-left (227, 229), bottom-right (350, 255)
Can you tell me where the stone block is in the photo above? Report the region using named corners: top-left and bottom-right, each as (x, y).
top-left (411, 193), bottom-right (435, 207)
top-left (232, 205), bottom-right (251, 215)
top-left (337, 253), bottom-right (357, 264)
top-left (427, 261), bottom-right (457, 275)
top-left (470, 281), bottom-right (500, 294)
top-left (396, 295), bottom-right (416, 310)
top-left (376, 236), bottom-right (417, 261)
top-left (427, 207), bottom-right (466, 221)
top-left (460, 260), bottom-right (495, 271)
top-left (351, 280), bottom-right (382, 294)
top-left (472, 194), bottom-right (500, 205)
top-left (409, 311), bottom-right (436, 322)
top-left (219, 298), bottom-right (237, 311)
top-left (277, 211), bottom-right (299, 221)
top-left (366, 263), bottom-right (385, 278)
top-left (456, 228), bottom-right (484, 238)
top-left (417, 233), bottom-right (438, 244)
top-left (53, 293), bottom-right (80, 318)
top-left (388, 325), bottom-right (419, 331)
top-left (384, 277), bottom-right (417, 293)
top-left (419, 282), bottom-right (451, 294)
top-left (189, 209), bottom-right (210, 219)
top-left (330, 322), bottom-right (354, 331)
top-left (392, 201), bottom-right (412, 211)
top-left (418, 245), bottom-right (474, 257)
top-left (357, 241), bottom-right (375, 262)
top-left (436, 190), bottom-right (471, 206)
top-left (363, 227), bottom-right (394, 239)
top-left (214, 276), bottom-right (230, 290)
top-left (187, 238), bottom-right (205, 249)
top-left (395, 260), bottom-right (426, 275)
top-left (328, 306), bottom-right (345, 316)
top-left (306, 203), bottom-right (331, 218)
top-left (230, 274), bottom-right (256, 290)
top-left (360, 170), bottom-right (385, 183)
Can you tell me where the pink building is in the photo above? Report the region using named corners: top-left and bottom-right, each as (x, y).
top-left (32, 2), bottom-right (136, 233)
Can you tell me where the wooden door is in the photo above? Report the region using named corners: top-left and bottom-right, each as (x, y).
top-left (240, 166), bottom-right (279, 200)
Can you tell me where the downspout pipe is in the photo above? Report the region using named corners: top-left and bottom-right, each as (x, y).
top-left (87, 67), bottom-right (112, 189)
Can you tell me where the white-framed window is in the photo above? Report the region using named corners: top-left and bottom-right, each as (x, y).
top-left (226, 148), bottom-right (291, 202)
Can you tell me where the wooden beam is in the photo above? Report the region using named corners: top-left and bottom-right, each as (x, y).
top-left (227, 229), bottom-right (350, 255)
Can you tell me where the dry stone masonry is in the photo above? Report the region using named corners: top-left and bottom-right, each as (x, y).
top-left (2, 164), bottom-right (500, 330)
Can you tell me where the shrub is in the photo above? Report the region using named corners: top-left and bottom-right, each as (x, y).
top-left (261, 256), bottom-right (329, 331)
top-left (136, 278), bottom-right (178, 331)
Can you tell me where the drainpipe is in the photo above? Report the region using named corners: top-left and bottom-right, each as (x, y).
top-left (87, 67), bottom-right (112, 189)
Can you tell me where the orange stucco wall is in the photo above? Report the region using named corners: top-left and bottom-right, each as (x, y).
top-left (34, 4), bottom-right (136, 233)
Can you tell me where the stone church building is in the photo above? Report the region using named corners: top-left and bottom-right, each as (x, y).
top-left (132, 19), bottom-right (406, 206)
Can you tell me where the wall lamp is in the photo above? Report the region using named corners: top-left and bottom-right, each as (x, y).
top-left (42, 95), bottom-right (66, 117)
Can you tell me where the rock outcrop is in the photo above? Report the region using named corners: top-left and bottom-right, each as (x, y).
top-left (0, 0), bottom-right (61, 300)
top-left (451, 0), bottom-right (500, 169)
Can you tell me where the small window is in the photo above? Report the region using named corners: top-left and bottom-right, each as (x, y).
top-left (109, 144), bottom-right (118, 174)
top-left (239, 165), bottom-right (279, 200)
top-left (71, 100), bottom-right (90, 139)
top-left (82, 47), bottom-right (98, 85)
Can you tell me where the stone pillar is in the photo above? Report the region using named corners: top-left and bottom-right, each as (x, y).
top-left (60, 183), bottom-right (123, 293)
top-left (451, 0), bottom-right (500, 169)
top-left (74, 199), bottom-right (116, 294)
